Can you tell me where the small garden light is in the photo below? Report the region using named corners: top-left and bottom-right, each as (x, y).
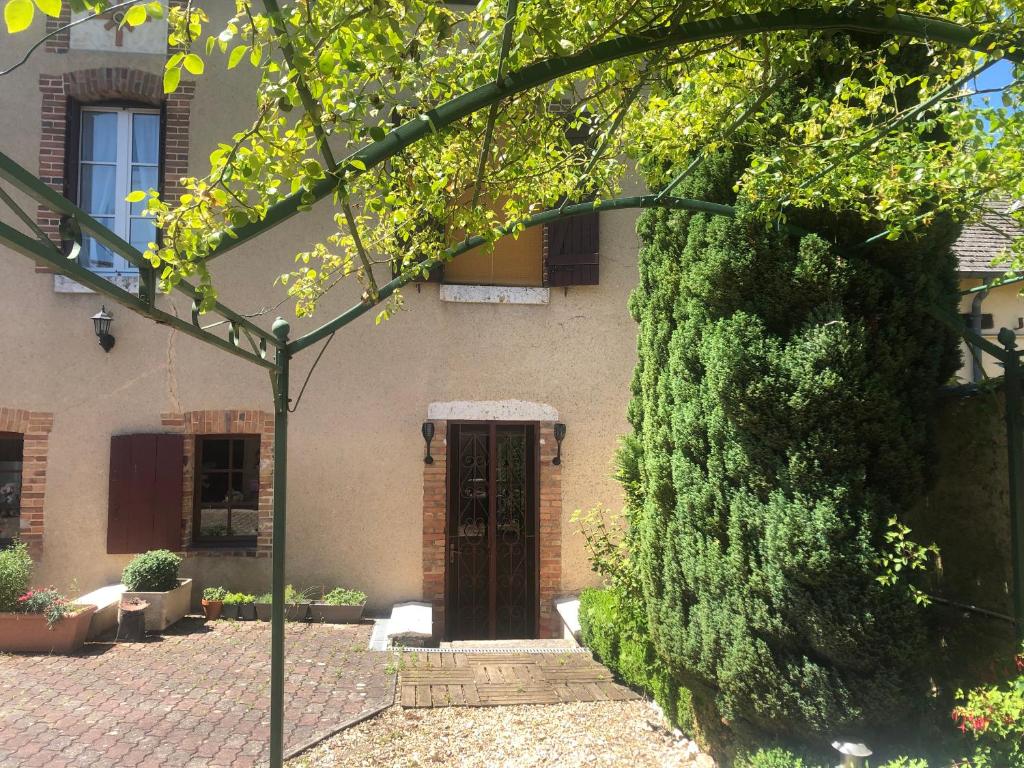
top-left (91, 305), bottom-right (115, 352)
top-left (832, 741), bottom-right (871, 768)
top-left (553, 422), bottom-right (566, 465)
top-left (421, 421), bottom-right (435, 464)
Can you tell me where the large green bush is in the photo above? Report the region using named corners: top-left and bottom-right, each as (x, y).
top-left (121, 549), bottom-right (182, 592)
top-left (626, 136), bottom-right (960, 754)
top-left (579, 586), bottom-right (694, 733)
top-left (0, 541), bottom-right (31, 611)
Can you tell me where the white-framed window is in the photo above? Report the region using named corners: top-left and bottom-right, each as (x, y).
top-left (77, 106), bottom-right (160, 276)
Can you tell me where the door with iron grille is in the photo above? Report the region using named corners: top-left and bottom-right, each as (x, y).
top-left (447, 422), bottom-right (537, 640)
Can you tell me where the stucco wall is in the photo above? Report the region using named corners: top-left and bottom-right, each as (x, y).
top-left (958, 279), bottom-right (1024, 382)
top-left (0, 11), bottom-right (637, 615)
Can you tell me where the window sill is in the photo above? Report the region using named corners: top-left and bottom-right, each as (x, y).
top-left (439, 284), bottom-right (549, 305)
top-left (182, 546), bottom-right (264, 558)
top-left (54, 273), bottom-right (139, 294)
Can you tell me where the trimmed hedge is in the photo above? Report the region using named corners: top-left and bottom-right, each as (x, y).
top-left (579, 586), bottom-right (693, 734)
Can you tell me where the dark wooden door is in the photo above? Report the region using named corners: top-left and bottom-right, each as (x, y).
top-left (447, 423), bottom-right (537, 640)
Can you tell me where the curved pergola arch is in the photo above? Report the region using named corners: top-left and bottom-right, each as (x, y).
top-left (208, 8), bottom-right (1020, 265)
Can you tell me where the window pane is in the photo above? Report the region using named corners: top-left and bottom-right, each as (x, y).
top-left (129, 218), bottom-right (156, 251)
top-left (200, 471), bottom-right (230, 505)
top-left (82, 224), bottom-right (115, 270)
top-left (230, 509), bottom-right (259, 537)
top-left (132, 113), bottom-right (160, 164)
top-left (81, 111), bottom-right (118, 163)
top-left (130, 166), bottom-right (158, 214)
top-left (0, 436), bottom-right (23, 545)
top-left (238, 470), bottom-right (260, 507)
top-left (201, 438), bottom-right (231, 471)
top-left (198, 509), bottom-right (230, 538)
top-left (80, 164), bottom-right (116, 216)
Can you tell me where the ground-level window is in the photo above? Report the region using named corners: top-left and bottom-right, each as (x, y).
top-left (193, 435), bottom-right (259, 546)
top-left (0, 433), bottom-right (24, 548)
top-left (75, 106), bottom-right (160, 275)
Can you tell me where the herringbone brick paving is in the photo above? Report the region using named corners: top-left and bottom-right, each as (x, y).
top-left (0, 619), bottom-right (395, 768)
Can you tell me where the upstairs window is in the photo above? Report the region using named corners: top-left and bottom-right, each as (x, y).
top-left (74, 106), bottom-right (160, 276)
top-left (0, 434), bottom-right (24, 549)
top-left (194, 436), bottom-right (260, 546)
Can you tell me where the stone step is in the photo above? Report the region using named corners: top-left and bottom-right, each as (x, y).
top-left (74, 583), bottom-right (127, 640)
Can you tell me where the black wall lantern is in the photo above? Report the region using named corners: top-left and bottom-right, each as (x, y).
top-left (553, 422), bottom-right (566, 465)
top-left (91, 305), bottom-right (115, 352)
top-left (421, 421), bottom-right (435, 464)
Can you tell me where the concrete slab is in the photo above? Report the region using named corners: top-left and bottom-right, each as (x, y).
top-left (74, 583), bottom-right (126, 640)
top-left (386, 601), bottom-right (433, 647)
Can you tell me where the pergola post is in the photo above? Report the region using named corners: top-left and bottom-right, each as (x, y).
top-left (999, 328), bottom-right (1024, 642)
top-left (269, 318), bottom-right (291, 768)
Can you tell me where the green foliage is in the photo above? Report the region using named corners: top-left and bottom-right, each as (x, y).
top-left (255, 592), bottom-right (273, 604)
top-left (951, 649), bottom-right (1024, 767)
top-left (284, 584), bottom-right (313, 603)
top-left (17, 586), bottom-right (73, 628)
top-left (202, 586), bottom-right (227, 602)
top-left (0, 541), bottom-right (32, 612)
top-left (121, 550), bottom-right (182, 592)
top-left (222, 592), bottom-right (255, 606)
top-left (321, 587), bottom-right (366, 606)
top-left (736, 748), bottom-right (808, 768)
top-left (579, 586), bottom-right (694, 735)
top-left (626, 106), bottom-right (961, 751)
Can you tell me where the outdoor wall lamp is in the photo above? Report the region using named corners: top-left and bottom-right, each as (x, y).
top-left (421, 421), bottom-right (435, 464)
top-left (91, 305), bottom-right (115, 352)
top-left (832, 741), bottom-right (872, 768)
top-left (553, 422), bottom-right (566, 465)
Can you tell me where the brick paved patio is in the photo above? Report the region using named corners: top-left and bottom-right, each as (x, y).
top-left (0, 619), bottom-right (395, 768)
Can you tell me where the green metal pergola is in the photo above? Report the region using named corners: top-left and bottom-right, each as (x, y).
top-left (1, 5), bottom-right (1022, 767)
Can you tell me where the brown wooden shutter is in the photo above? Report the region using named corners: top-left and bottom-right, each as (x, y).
top-left (544, 209), bottom-right (599, 286)
top-left (107, 434), bottom-right (184, 554)
top-left (543, 114), bottom-right (600, 287)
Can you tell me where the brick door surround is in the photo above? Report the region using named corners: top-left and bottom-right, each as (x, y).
top-left (0, 408), bottom-right (53, 560)
top-left (422, 402), bottom-right (562, 640)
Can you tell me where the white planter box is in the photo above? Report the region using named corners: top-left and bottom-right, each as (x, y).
top-left (123, 578), bottom-right (193, 632)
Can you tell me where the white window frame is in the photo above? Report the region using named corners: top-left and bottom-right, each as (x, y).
top-left (77, 106), bottom-right (160, 276)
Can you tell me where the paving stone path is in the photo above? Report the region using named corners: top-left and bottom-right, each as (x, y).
top-left (398, 650), bottom-right (639, 708)
top-left (0, 619), bottom-right (395, 768)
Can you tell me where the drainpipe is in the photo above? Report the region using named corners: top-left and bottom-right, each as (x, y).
top-left (971, 285), bottom-right (990, 383)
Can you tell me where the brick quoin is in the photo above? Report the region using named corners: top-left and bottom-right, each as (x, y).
top-left (0, 408), bottom-right (54, 560)
top-left (161, 411), bottom-right (274, 559)
top-left (422, 420), bottom-right (563, 641)
top-left (36, 66), bottom-right (194, 271)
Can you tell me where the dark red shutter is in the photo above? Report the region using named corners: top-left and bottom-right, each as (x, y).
top-left (544, 114), bottom-right (600, 286)
top-left (107, 434), bottom-right (184, 554)
top-left (545, 210), bottom-right (599, 286)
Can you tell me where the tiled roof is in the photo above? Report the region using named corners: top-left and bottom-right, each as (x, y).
top-left (954, 199), bottom-right (1022, 274)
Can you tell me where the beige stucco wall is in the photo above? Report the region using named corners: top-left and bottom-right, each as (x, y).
top-left (0, 12), bottom-right (638, 615)
top-left (957, 278), bottom-right (1024, 383)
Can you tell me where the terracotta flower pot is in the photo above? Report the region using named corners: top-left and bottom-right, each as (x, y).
top-left (201, 599), bottom-right (223, 620)
top-left (0, 605), bottom-right (96, 654)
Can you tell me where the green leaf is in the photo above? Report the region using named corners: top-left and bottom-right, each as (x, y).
top-left (369, 125), bottom-right (386, 142)
top-left (227, 45), bottom-right (247, 70)
top-left (32, 0), bottom-right (60, 18)
top-left (125, 191), bottom-right (147, 203)
top-left (123, 4), bottom-right (146, 27)
top-left (4, 0), bottom-right (34, 33)
top-left (163, 65), bottom-right (181, 94)
top-left (182, 53), bottom-right (205, 76)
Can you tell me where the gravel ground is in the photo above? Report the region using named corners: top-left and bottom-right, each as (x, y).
top-left (288, 700), bottom-right (713, 768)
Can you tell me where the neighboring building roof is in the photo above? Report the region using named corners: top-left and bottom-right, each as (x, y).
top-left (954, 199), bottom-right (1023, 275)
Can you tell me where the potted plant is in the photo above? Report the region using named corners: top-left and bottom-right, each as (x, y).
top-left (254, 586), bottom-right (310, 621)
top-left (201, 587), bottom-right (227, 620)
top-left (220, 591), bottom-right (240, 620)
top-left (121, 550), bottom-right (192, 631)
top-left (0, 543), bottom-right (95, 654)
top-left (310, 587), bottom-right (367, 624)
top-left (236, 593), bottom-right (257, 621)
top-left (255, 592), bottom-right (272, 621)
top-left (284, 584), bottom-right (311, 621)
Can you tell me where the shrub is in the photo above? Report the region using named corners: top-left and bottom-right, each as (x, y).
top-left (322, 587), bottom-right (366, 606)
top-left (223, 592), bottom-right (255, 605)
top-left (17, 586), bottom-right (74, 628)
top-left (121, 550), bottom-right (182, 592)
top-left (579, 586), bottom-right (693, 734)
top-left (0, 540), bottom-right (32, 612)
top-left (736, 749), bottom-right (807, 768)
top-left (255, 592), bottom-right (273, 604)
top-left (202, 586), bottom-right (227, 602)
top-left (951, 648), bottom-right (1024, 767)
top-left (626, 128), bottom-right (959, 751)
